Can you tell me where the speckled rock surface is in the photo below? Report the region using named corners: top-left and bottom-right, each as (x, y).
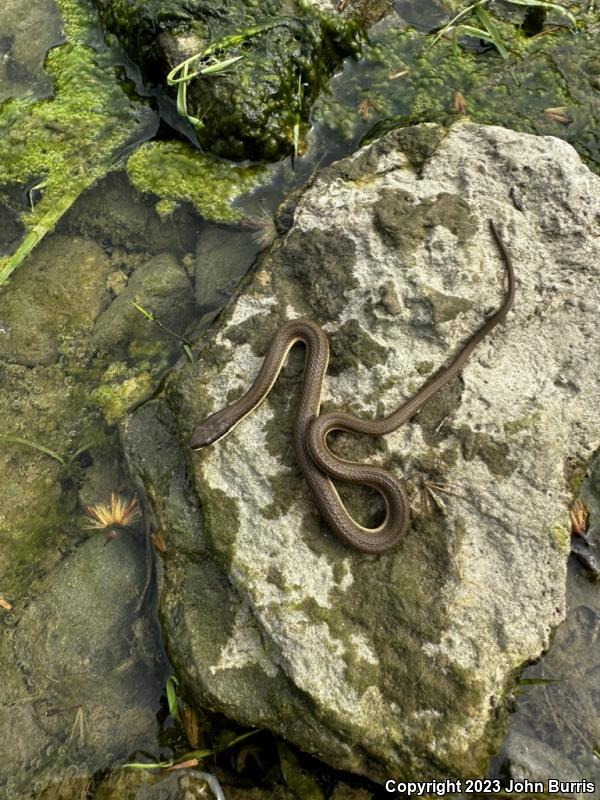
top-left (123, 122), bottom-right (600, 781)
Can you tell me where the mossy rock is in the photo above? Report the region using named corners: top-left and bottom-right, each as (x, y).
top-left (94, 0), bottom-right (363, 160)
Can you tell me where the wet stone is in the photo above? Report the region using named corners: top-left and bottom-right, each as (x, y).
top-left (91, 253), bottom-right (195, 356)
top-left (0, 0), bottom-right (65, 103)
top-left (0, 533), bottom-right (164, 797)
top-left (0, 234), bottom-right (112, 367)
top-left (194, 227), bottom-right (260, 312)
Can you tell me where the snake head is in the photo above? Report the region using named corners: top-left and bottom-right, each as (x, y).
top-left (189, 412), bottom-right (231, 450)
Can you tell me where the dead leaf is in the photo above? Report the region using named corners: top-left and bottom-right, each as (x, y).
top-left (0, 595), bottom-right (13, 611)
top-left (388, 68), bottom-right (410, 80)
top-left (151, 531), bottom-right (167, 553)
top-left (453, 90), bottom-right (466, 114)
top-left (544, 106), bottom-right (572, 125)
top-left (167, 758), bottom-right (199, 771)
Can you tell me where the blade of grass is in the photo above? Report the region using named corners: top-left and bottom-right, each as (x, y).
top-left (0, 435), bottom-right (66, 465)
top-left (181, 343), bottom-right (194, 364)
top-left (165, 676), bottom-right (180, 721)
top-left (203, 19), bottom-right (292, 57)
top-left (474, 5), bottom-right (510, 57)
top-left (459, 24), bottom-right (507, 49)
top-left (451, 26), bottom-right (460, 57)
top-left (429, 0), bottom-right (489, 46)
top-left (124, 730), bottom-right (260, 771)
top-left (166, 19), bottom-right (294, 129)
top-left (176, 730), bottom-right (260, 764)
top-left (131, 301), bottom-right (191, 347)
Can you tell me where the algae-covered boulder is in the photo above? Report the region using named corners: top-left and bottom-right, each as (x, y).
top-left (93, 0), bottom-right (362, 160)
top-left (122, 123), bottom-right (600, 781)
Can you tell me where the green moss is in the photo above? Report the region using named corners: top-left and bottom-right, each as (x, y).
top-left (91, 363), bottom-right (153, 423)
top-left (126, 141), bottom-right (265, 223)
top-left (313, 10), bottom-right (600, 175)
top-left (551, 523), bottom-right (570, 552)
top-left (0, 0), bottom-right (153, 276)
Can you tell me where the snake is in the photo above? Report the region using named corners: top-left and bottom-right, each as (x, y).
top-left (190, 219), bottom-right (515, 554)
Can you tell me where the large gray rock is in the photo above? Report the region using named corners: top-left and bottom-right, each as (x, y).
top-left (123, 123), bottom-right (600, 781)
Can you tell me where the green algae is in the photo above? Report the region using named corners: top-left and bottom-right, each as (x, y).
top-left (0, 0), bottom-right (154, 285)
top-left (550, 522), bottom-right (570, 552)
top-left (91, 363), bottom-right (154, 424)
top-left (126, 140), bottom-right (265, 224)
top-left (312, 7), bottom-right (600, 175)
top-left (95, 0), bottom-right (363, 160)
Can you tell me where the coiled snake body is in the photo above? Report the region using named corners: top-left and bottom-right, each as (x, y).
top-left (190, 220), bottom-right (515, 554)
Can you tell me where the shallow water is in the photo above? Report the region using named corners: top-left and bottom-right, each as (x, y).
top-left (1, 0), bottom-right (599, 797)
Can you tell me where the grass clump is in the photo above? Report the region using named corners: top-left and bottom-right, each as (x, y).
top-left (431, 0), bottom-right (577, 54)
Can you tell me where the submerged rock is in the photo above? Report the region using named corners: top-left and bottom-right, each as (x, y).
top-left (122, 123), bottom-right (600, 780)
top-left (91, 252), bottom-right (194, 356)
top-left (0, 533), bottom-right (164, 797)
top-left (0, 0), bottom-right (64, 103)
top-left (94, 0), bottom-right (362, 160)
top-left (0, 235), bottom-right (112, 366)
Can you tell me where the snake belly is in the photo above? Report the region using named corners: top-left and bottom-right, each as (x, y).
top-left (190, 219), bottom-right (515, 554)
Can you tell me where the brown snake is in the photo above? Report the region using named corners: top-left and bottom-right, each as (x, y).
top-left (190, 219), bottom-right (515, 553)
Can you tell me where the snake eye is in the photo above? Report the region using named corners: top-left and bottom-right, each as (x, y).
top-left (190, 414), bottom-right (230, 449)
top-left (190, 422), bottom-right (217, 449)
